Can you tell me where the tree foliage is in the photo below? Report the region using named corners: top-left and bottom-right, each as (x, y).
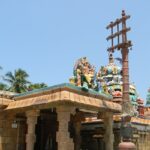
top-left (0, 68), bottom-right (48, 93)
top-left (28, 83), bottom-right (47, 91)
top-left (146, 88), bottom-right (150, 106)
top-left (4, 69), bottom-right (30, 93)
top-left (0, 82), bottom-right (8, 91)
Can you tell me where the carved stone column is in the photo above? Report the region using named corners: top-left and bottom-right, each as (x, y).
top-left (0, 113), bottom-right (5, 150)
top-left (74, 121), bottom-right (81, 150)
top-left (56, 106), bottom-right (75, 150)
top-left (26, 110), bottom-right (40, 150)
top-left (73, 109), bottom-right (85, 150)
top-left (16, 117), bottom-right (26, 150)
top-left (103, 112), bottom-right (114, 150)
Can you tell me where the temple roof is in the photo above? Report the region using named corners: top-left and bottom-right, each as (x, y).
top-left (14, 83), bottom-right (112, 100)
top-left (5, 83), bottom-right (121, 113)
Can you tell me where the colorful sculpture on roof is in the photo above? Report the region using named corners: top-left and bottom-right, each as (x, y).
top-left (97, 53), bottom-right (122, 96)
top-left (97, 53), bottom-right (138, 106)
top-left (69, 57), bottom-right (97, 90)
top-left (69, 54), bottom-right (138, 108)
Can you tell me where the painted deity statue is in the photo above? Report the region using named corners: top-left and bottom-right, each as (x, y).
top-left (70, 57), bottom-right (98, 90)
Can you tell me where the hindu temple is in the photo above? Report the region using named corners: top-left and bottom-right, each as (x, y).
top-left (0, 11), bottom-right (150, 150)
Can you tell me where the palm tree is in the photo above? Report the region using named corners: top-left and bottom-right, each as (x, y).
top-left (0, 66), bottom-right (8, 90)
top-left (28, 83), bottom-right (47, 91)
top-left (0, 66), bottom-right (3, 80)
top-left (0, 82), bottom-right (8, 91)
top-left (4, 69), bottom-right (30, 93)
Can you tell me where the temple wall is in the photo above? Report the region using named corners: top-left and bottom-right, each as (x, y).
top-left (136, 132), bottom-right (150, 150)
top-left (82, 122), bottom-right (150, 150)
top-left (0, 112), bottom-right (18, 150)
top-left (1, 111), bottom-right (150, 150)
top-left (113, 130), bottom-right (150, 150)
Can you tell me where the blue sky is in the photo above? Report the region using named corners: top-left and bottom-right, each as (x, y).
top-left (0, 1), bottom-right (149, 101)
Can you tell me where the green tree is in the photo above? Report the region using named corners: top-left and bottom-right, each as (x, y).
top-left (146, 88), bottom-right (150, 106)
top-left (28, 83), bottom-right (47, 91)
top-left (4, 69), bottom-right (30, 93)
top-left (0, 66), bottom-right (8, 90)
top-left (0, 82), bottom-right (8, 91)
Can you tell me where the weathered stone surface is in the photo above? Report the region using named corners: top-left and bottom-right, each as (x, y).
top-left (0, 113), bottom-right (17, 150)
top-left (104, 112), bottom-right (114, 150)
top-left (26, 110), bottom-right (39, 150)
top-left (56, 106), bottom-right (75, 150)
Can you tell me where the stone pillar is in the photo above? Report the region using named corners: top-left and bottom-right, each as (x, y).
top-left (56, 106), bottom-right (75, 150)
top-left (73, 109), bottom-right (85, 150)
top-left (138, 132), bottom-right (142, 150)
top-left (114, 130), bottom-right (121, 150)
top-left (144, 132), bottom-right (149, 150)
top-left (74, 121), bottom-right (81, 150)
top-left (26, 110), bottom-right (40, 150)
top-left (0, 113), bottom-right (5, 150)
top-left (147, 133), bottom-right (150, 150)
top-left (103, 112), bottom-right (114, 150)
top-left (141, 133), bottom-right (144, 150)
top-left (16, 117), bottom-right (26, 150)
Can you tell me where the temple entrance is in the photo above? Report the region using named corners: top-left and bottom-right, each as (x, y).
top-left (34, 109), bottom-right (58, 150)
